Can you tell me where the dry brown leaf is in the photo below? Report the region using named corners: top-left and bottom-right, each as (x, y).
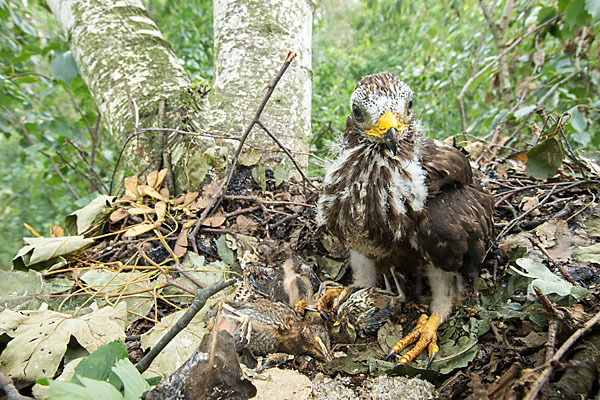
top-left (520, 196), bottom-right (540, 216)
top-left (203, 215), bottom-right (226, 227)
top-left (124, 176), bottom-right (139, 199)
top-left (51, 225), bottom-right (65, 238)
top-left (138, 185), bottom-right (168, 201)
top-left (160, 187), bottom-right (170, 199)
top-left (234, 214), bottom-right (258, 235)
top-left (110, 208), bottom-right (129, 223)
top-left (290, 194), bottom-right (307, 213)
top-left (191, 195), bottom-right (211, 211)
top-left (173, 194), bottom-right (186, 206)
top-left (202, 179), bottom-right (223, 197)
top-left (124, 222), bottom-right (157, 238)
top-left (174, 228), bottom-right (189, 258)
top-left (182, 192), bottom-right (199, 207)
top-left (146, 170), bottom-right (159, 188)
top-left (153, 169), bottom-right (168, 190)
top-left (155, 201), bottom-right (167, 222)
top-left (129, 205), bottom-right (155, 215)
top-left (507, 151), bottom-right (528, 162)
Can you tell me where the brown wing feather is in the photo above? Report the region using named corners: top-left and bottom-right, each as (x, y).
top-left (417, 140), bottom-right (494, 275)
top-left (421, 140), bottom-right (473, 197)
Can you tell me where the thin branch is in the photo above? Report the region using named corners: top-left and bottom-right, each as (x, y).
top-left (507, 69), bottom-right (581, 144)
top-left (524, 308), bottom-right (600, 400)
top-left (189, 52), bottom-right (297, 240)
top-left (0, 372), bottom-right (33, 400)
top-left (136, 279), bottom-right (235, 373)
top-left (2, 106), bottom-right (80, 199)
top-left (256, 120), bottom-right (317, 191)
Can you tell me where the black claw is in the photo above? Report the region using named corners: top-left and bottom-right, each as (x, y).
top-left (426, 351), bottom-right (437, 369)
top-left (384, 350), bottom-right (396, 361)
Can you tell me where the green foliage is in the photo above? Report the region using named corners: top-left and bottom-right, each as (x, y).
top-left (145, 0), bottom-right (214, 81)
top-left (39, 341), bottom-right (151, 400)
top-left (0, 0), bottom-right (114, 268)
top-left (312, 0), bottom-right (600, 160)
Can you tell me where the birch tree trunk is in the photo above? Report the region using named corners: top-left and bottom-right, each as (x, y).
top-left (206, 0), bottom-right (315, 166)
top-left (46, 0), bottom-right (315, 193)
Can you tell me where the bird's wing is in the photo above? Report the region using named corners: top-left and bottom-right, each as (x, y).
top-left (420, 139), bottom-right (473, 197)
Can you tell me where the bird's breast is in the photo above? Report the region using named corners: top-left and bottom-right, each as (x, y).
top-left (317, 144), bottom-right (428, 257)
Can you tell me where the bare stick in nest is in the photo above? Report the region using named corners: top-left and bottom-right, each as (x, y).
top-left (189, 52), bottom-right (300, 242)
top-left (136, 279), bottom-right (235, 374)
top-left (0, 371), bottom-right (33, 400)
top-left (523, 308), bottom-right (600, 400)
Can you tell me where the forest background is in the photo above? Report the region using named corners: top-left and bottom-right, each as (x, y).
top-left (0, 0), bottom-right (598, 267)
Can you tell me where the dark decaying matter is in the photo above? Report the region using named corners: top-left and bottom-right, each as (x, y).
top-left (317, 72), bottom-right (494, 365)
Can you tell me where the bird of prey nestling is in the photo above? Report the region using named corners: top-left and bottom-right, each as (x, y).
top-left (317, 72), bottom-right (494, 365)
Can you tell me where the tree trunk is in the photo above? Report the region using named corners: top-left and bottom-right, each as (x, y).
top-left (46, 0), bottom-right (315, 192)
top-left (206, 0), bottom-right (315, 166)
top-left (46, 0), bottom-right (195, 191)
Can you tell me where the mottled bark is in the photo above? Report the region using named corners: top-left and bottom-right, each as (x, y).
top-left (207, 0), bottom-right (315, 167)
top-left (47, 0), bottom-right (195, 189)
top-left (46, 0), bottom-right (315, 192)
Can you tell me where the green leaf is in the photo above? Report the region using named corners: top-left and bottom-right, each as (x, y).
top-left (251, 164), bottom-right (266, 192)
top-left (490, 109), bottom-right (508, 127)
top-left (112, 359), bottom-right (150, 400)
top-left (274, 159), bottom-right (290, 188)
top-left (215, 234), bottom-right (236, 265)
top-left (565, 0), bottom-right (592, 28)
top-left (49, 379), bottom-right (122, 400)
top-left (525, 138), bottom-right (563, 180)
top-left (510, 258), bottom-right (589, 300)
top-left (569, 106), bottom-right (588, 133)
top-left (65, 195), bottom-right (116, 235)
top-left (538, 6), bottom-right (557, 23)
top-left (72, 341), bottom-right (128, 389)
top-left (586, 0), bottom-right (600, 17)
top-left (573, 243), bottom-right (600, 264)
top-left (50, 51), bottom-right (79, 86)
top-left (513, 105), bottom-right (536, 120)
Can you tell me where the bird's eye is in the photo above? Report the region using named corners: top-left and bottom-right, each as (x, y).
top-left (408, 100), bottom-right (413, 110)
top-left (352, 104), bottom-right (363, 122)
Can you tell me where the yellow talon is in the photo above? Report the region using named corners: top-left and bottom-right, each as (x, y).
top-left (294, 298), bottom-right (307, 314)
top-left (385, 314), bottom-right (441, 366)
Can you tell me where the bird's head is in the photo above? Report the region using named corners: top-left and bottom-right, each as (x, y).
top-left (300, 323), bottom-right (332, 361)
top-left (348, 72), bottom-right (415, 154)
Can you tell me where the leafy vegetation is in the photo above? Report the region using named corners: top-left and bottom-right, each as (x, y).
top-left (1, 0), bottom-right (598, 268)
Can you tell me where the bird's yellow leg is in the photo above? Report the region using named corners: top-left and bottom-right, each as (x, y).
top-left (294, 298), bottom-right (307, 314)
top-left (315, 287), bottom-right (345, 315)
top-left (385, 314), bottom-right (441, 367)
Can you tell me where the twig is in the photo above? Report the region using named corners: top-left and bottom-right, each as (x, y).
top-left (523, 308), bottom-right (600, 400)
top-left (475, 121), bottom-right (503, 165)
top-left (136, 279), bottom-right (235, 373)
top-left (494, 183), bottom-right (559, 241)
top-left (487, 361), bottom-right (522, 397)
top-left (255, 120), bottom-right (317, 192)
top-left (269, 212), bottom-right (300, 230)
top-left (508, 70), bottom-right (581, 144)
top-left (546, 319), bottom-right (559, 362)
top-left (530, 237), bottom-right (579, 286)
top-left (533, 285), bottom-right (565, 319)
top-left (189, 52), bottom-right (297, 241)
top-left (0, 372), bottom-right (33, 400)
top-left (2, 106), bottom-right (80, 199)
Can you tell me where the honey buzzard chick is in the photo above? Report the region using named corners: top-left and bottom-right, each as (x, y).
top-left (317, 72), bottom-right (494, 364)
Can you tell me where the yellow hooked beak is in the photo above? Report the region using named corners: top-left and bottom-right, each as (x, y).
top-left (365, 111), bottom-right (408, 139)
